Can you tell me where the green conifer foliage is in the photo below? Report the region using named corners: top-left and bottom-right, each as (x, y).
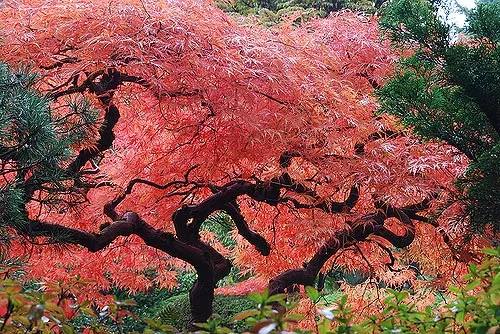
top-left (378, 0), bottom-right (500, 233)
top-left (0, 63), bottom-right (98, 239)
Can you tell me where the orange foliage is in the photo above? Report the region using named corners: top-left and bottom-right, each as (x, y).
top-left (0, 0), bottom-right (481, 305)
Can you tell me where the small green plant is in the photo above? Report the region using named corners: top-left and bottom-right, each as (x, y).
top-left (232, 289), bottom-right (304, 333)
top-left (0, 276), bottom-right (97, 333)
top-left (356, 247), bottom-right (499, 333)
top-left (195, 247), bottom-right (499, 334)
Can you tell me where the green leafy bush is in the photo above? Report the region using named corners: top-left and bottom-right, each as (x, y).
top-left (198, 248), bottom-right (499, 334)
top-left (1, 248), bottom-right (497, 333)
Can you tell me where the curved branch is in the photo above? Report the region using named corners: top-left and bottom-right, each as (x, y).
top-left (269, 221), bottom-right (371, 294)
top-left (279, 151), bottom-right (301, 168)
top-left (19, 211), bottom-right (220, 324)
top-left (104, 165), bottom-right (200, 220)
top-left (373, 225), bottom-right (414, 248)
top-left (371, 241), bottom-right (399, 271)
top-left (373, 201), bottom-right (415, 248)
top-left (49, 70), bottom-right (104, 100)
top-left (224, 202), bottom-right (270, 256)
top-left (39, 57), bottom-right (81, 70)
top-left (268, 198), bottom-right (426, 295)
top-left (280, 184), bottom-right (359, 213)
top-left (67, 69), bottom-right (122, 176)
top-left (21, 213), bottom-right (209, 270)
top-left (120, 74), bottom-right (201, 99)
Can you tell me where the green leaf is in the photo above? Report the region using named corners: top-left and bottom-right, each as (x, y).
top-left (317, 319), bottom-right (330, 334)
top-left (12, 315), bottom-right (30, 326)
top-left (305, 286), bottom-right (320, 303)
top-left (9, 295), bottom-right (24, 308)
top-left (465, 278), bottom-right (481, 291)
top-left (248, 292), bottom-right (264, 305)
top-left (266, 293), bottom-right (287, 304)
top-left (193, 322), bottom-right (210, 329)
top-left (493, 272), bottom-right (500, 286)
top-left (397, 291), bottom-right (408, 302)
top-left (456, 310), bottom-right (465, 324)
top-left (61, 324), bottom-right (75, 334)
top-left (232, 309), bottom-right (259, 321)
top-left (80, 307), bottom-right (97, 317)
top-left (483, 248), bottom-right (499, 256)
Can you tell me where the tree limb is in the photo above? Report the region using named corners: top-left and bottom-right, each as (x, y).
top-left (268, 198), bottom-right (427, 295)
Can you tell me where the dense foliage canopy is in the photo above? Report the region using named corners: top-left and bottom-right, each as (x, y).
top-left (0, 0), bottom-right (489, 324)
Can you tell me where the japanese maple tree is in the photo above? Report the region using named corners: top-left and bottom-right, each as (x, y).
top-left (0, 0), bottom-right (483, 323)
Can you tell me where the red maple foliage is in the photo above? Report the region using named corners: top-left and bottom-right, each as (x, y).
top-left (0, 0), bottom-right (486, 322)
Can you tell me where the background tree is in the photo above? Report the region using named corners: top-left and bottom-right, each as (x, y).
top-left (378, 0), bottom-right (500, 235)
top-left (0, 0), bottom-right (481, 324)
top-left (216, 0), bottom-right (383, 25)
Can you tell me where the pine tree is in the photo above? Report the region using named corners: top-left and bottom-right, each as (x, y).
top-left (0, 62), bottom-right (98, 248)
top-left (378, 0), bottom-right (500, 233)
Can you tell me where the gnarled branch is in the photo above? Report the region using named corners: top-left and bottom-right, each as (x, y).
top-left (268, 197), bottom-right (430, 295)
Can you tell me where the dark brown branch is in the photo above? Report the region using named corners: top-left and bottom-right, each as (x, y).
top-left (253, 90), bottom-right (287, 105)
top-left (358, 72), bottom-right (380, 89)
top-left (401, 195), bottom-right (435, 212)
top-left (367, 129), bottom-right (401, 141)
top-left (268, 199), bottom-right (425, 295)
top-left (372, 241), bottom-right (399, 271)
top-left (104, 165), bottom-right (200, 220)
top-left (273, 173), bottom-right (317, 198)
top-left (49, 70), bottom-right (104, 100)
top-left (269, 224), bottom-right (364, 294)
top-left (46, 73), bottom-right (79, 93)
top-left (120, 74), bottom-right (201, 99)
top-left (39, 57), bottom-right (80, 70)
top-left (169, 183), bottom-right (264, 324)
top-left (66, 69), bottom-right (122, 176)
top-left (373, 225), bottom-right (414, 248)
top-left (22, 68), bottom-right (118, 202)
top-left (224, 202), bottom-right (270, 255)
top-left (373, 201), bottom-right (415, 248)
top-left (107, 177), bottom-right (272, 259)
top-left (19, 211), bottom-right (219, 324)
top-left (280, 184), bottom-right (359, 214)
top-left (172, 180), bottom-right (256, 240)
top-left (22, 213), bottom-right (207, 268)
top-left (279, 151), bottom-right (301, 168)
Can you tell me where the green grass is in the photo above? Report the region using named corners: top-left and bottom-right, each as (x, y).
top-left (158, 293), bottom-right (253, 330)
